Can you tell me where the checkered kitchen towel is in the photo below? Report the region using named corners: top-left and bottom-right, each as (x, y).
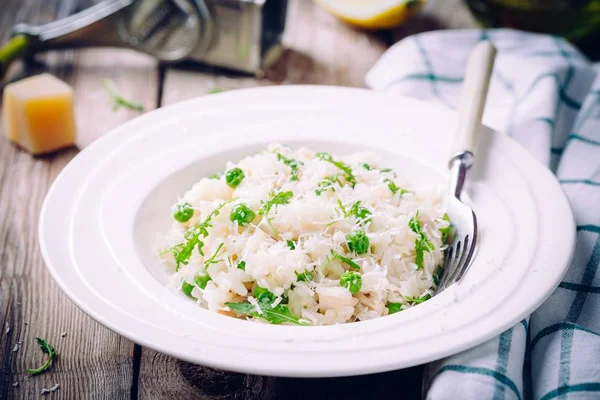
top-left (366, 30), bottom-right (600, 400)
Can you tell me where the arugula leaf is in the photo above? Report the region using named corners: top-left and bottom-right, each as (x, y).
top-left (439, 213), bottom-right (453, 243)
top-left (315, 175), bottom-right (342, 196)
top-left (387, 303), bottom-right (403, 315)
top-left (406, 293), bottom-right (432, 305)
top-left (225, 301), bottom-right (306, 325)
top-left (408, 212), bottom-right (435, 269)
top-left (337, 200), bottom-right (372, 225)
top-left (166, 200), bottom-right (232, 270)
top-left (204, 243), bottom-right (225, 268)
top-left (315, 152), bottom-right (356, 186)
top-left (254, 286), bottom-right (276, 304)
top-left (103, 79), bottom-right (144, 112)
top-left (259, 191), bottom-right (293, 234)
top-left (27, 338), bottom-right (56, 375)
top-left (277, 153), bottom-right (303, 181)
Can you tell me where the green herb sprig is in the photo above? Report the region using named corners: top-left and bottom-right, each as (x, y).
top-left (408, 212), bottom-right (435, 269)
top-left (27, 338), bottom-right (56, 375)
top-left (167, 200), bottom-right (232, 270)
top-left (439, 213), bottom-right (453, 243)
top-left (315, 175), bottom-right (342, 196)
top-left (225, 287), bottom-right (306, 325)
top-left (103, 79), bottom-right (144, 112)
top-left (259, 191), bottom-right (293, 234)
top-left (277, 153), bottom-right (303, 182)
top-left (406, 293), bottom-right (432, 305)
top-left (337, 200), bottom-right (372, 223)
top-left (315, 152), bottom-right (356, 186)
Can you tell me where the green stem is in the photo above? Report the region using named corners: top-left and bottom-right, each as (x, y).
top-left (0, 35), bottom-right (30, 79)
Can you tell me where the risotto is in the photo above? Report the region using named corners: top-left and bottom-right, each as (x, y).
top-left (156, 144), bottom-right (450, 325)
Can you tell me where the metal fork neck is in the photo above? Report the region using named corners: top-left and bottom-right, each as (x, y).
top-left (449, 151), bottom-right (474, 199)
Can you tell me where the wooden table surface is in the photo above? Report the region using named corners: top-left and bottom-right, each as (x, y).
top-left (0, 1), bottom-right (477, 398)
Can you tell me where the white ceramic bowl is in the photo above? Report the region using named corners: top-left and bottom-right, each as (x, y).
top-left (39, 86), bottom-right (575, 377)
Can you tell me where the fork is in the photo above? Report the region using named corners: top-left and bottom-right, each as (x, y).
top-left (435, 41), bottom-right (497, 294)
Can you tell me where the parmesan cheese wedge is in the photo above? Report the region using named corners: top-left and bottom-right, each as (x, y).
top-left (3, 73), bottom-right (76, 154)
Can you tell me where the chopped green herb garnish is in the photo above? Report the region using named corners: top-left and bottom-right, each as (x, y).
top-left (432, 265), bottom-right (443, 287)
top-left (230, 203), bottom-right (256, 226)
top-left (208, 87), bottom-right (224, 94)
top-left (277, 153), bottom-right (303, 181)
top-left (387, 303), bottom-right (403, 314)
top-left (340, 271), bottom-right (362, 294)
top-left (315, 152), bottom-right (357, 186)
top-left (315, 175), bottom-right (342, 196)
top-left (362, 163), bottom-right (372, 170)
top-left (409, 212), bottom-right (435, 269)
top-left (208, 173), bottom-right (222, 179)
top-left (27, 338), bottom-right (56, 375)
top-left (385, 179), bottom-right (408, 195)
top-left (237, 260), bottom-right (246, 271)
top-left (181, 280), bottom-right (196, 298)
top-left (337, 200), bottom-right (372, 224)
top-left (346, 230), bottom-right (370, 255)
top-left (204, 243), bottom-right (225, 268)
top-left (173, 202), bottom-right (194, 223)
top-left (225, 167), bottom-right (245, 188)
top-left (225, 301), bottom-right (306, 325)
top-left (194, 273), bottom-right (212, 289)
top-left (167, 200), bottom-right (232, 270)
top-left (439, 213), bottom-right (452, 243)
top-left (103, 78), bottom-right (144, 112)
top-left (406, 293), bottom-right (432, 305)
top-left (286, 240), bottom-right (296, 250)
top-left (296, 271), bottom-right (314, 282)
top-left (349, 201), bottom-right (372, 222)
top-left (380, 168), bottom-right (393, 173)
top-left (333, 253), bottom-right (361, 270)
top-left (259, 190), bottom-right (293, 234)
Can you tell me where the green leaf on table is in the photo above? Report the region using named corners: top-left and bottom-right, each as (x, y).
top-left (27, 338), bottom-right (56, 375)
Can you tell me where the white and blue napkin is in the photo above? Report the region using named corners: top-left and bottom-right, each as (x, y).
top-left (366, 29), bottom-right (600, 400)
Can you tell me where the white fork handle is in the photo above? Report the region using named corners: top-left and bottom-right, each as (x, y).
top-left (452, 41), bottom-right (497, 156)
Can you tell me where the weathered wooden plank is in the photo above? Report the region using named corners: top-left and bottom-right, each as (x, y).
top-left (0, 1), bottom-right (159, 399)
top-left (137, 1), bottom-right (398, 399)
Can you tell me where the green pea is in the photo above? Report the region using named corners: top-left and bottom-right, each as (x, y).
top-left (181, 280), bottom-right (196, 298)
top-left (387, 303), bottom-right (403, 315)
top-left (230, 203), bottom-right (256, 226)
top-left (173, 202), bottom-right (194, 222)
top-left (346, 230), bottom-right (370, 254)
top-left (340, 271), bottom-right (362, 294)
top-left (194, 273), bottom-right (211, 289)
top-left (225, 167), bottom-right (245, 188)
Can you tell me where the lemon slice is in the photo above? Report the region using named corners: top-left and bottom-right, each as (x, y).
top-left (315, 0), bottom-right (425, 30)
